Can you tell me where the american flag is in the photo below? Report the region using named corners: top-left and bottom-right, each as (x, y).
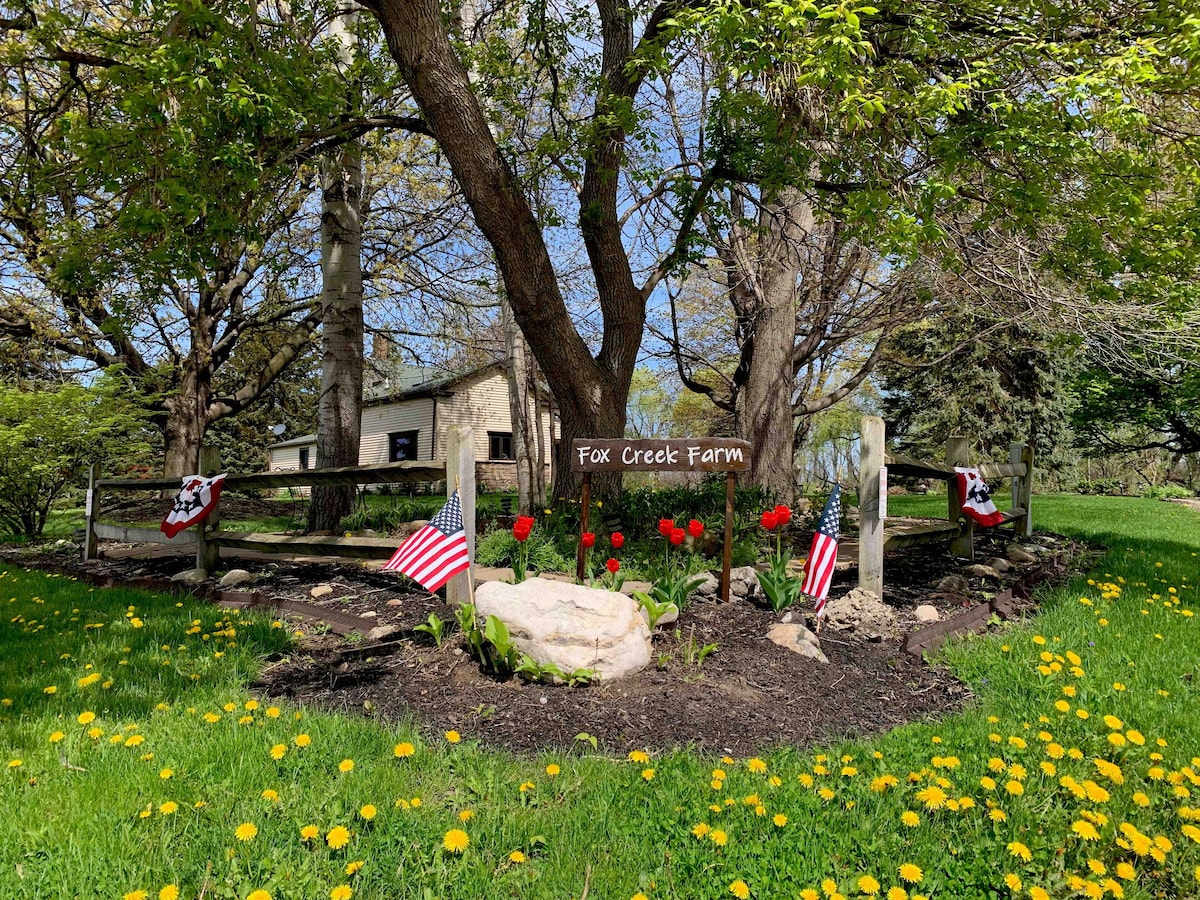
top-left (801, 484), bottom-right (841, 617)
top-left (382, 491), bottom-right (471, 592)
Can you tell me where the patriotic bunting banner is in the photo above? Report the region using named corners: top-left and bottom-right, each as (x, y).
top-left (160, 474), bottom-right (226, 538)
top-left (383, 491), bottom-right (471, 592)
top-left (802, 484), bottom-right (842, 618)
top-left (954, 467), bottom-right (1005, 527)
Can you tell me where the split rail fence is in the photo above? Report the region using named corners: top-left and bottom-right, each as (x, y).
top-left (857, 416), bottom-right (1033, 596)
top-left (82, 426), bottom-right (477, 604)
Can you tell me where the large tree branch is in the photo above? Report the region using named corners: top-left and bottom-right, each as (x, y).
top-left (206, 309), bottom-right (320, 422)
top-left (795, 335), bottom-right (887, 415)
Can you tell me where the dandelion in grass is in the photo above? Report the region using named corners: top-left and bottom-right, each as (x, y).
top-left (1003, 873), bottom-right (1021, 892)
top-left (898, 865), bottom-right (921, 885)
top-left (77, 711), bottom-right (95, 725)
top-left (327, 825), bottom-right (351, 849)
top-left (330, 886), bottom-right (352, 900)
top-left (159, 801), bottom-right (178, 815)
top-left (360, 804), bottom-right (377, 821)
top-left (247, 891), bottom-right (271, 900)
top-left (158, 886), bottom-right (179, 900)
top-left (338, 758), bottom-right (354, 773)
top-left (628, 750), bottom-right (650, 763)
top-left (444, 730), bottom-right (461, 743)
top-left (631, 894), bottom-right (648, 900)
top-left (509, 850), bottom-right (527, 863)
top-left (729, 879), bottom-right (750, 899)
top-left (1072, 820), bottom-right (1100, 841)
top-left (443, 828), bottom-right (469, 853)
top-left (457, 809), bottom-right (472, 822)
top-left (545, 763), bottom-right (560, 776)
top-left (711, 829), bottom-right (728, 846)
top-left (914, 786), bottom-right (946, 810)
top-left (1006, 841), bottom-right (1031, 862)
top-left (294, 734), bottom-right (311, 747)
top-left (747, 758), bottom-right (767, 774)
top-left (123, 891), bottom-right (147, 900)
top-left (642, 768), bottom-right (655, 781)
top-left (900, 811), bottom-right (919, 827)
top-left (857, 875), bottom-right (880, 895)
top-left (87, 727), bottom-right (103, 740)
top-left (270, 744), bottom-right (287, 760)
top-left (300, 824), bottom-right (319, 841)
top-left (235, 822), bottom-right (258, 841)
top-left (394, 742), bottom-right (414, 758)
top-left (345, 860), bottom-right (364, 876)
top-left (822, 879), bottom-right (839, 897)
top-left (773, 814), bottom-right (787, 827)
top-left (1028, 888), bottom-right (1049, 900)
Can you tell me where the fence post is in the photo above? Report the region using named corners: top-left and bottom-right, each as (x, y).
top-left (83, 463), bottom-right (99, 562)
top-left (946, 435), bottom-right (974, 559)
top-left (195, 446), bottom-right (222, 573)
top-left (858, 416), bottom-right (885, 597)
top-left (445, 425), bottom-right (475, 606)
top-left (1009, 441), bottom-right (1034, 538)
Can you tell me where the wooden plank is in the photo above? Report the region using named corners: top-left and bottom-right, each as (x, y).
top-left (858, 416), bottom-right (885, 596)
top-left (882, 452), bottom-right (1025, 481)
top-left (977, 462), bottom-right (1028, 479)
top-left (208, 532), bottom-right (400, 559)
top-left (83, 464), bottom-right (99, 561)
top-left (946, 436), bottom-right (973, 559)
top-left (883, 522), bottom-right (961, 550)
top-left (214, 592), bottom-right (377, 636)
top-left (96, 460), bottom-right (447, 492)
top-left (903, 602), bottom-right (993, 656)
top-left (94, 523), bottom-right (198, 545)
top-left (570, 438), bottom-right (751, 472)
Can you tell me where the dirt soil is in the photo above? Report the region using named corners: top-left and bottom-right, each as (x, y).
top-left (7, 528), bottom-right (1084, 757)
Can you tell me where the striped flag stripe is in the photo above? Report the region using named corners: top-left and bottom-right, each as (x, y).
top-left (382, 491), bottom-right (471, 593)
top-left (406, 540), bottom-right (469, 583)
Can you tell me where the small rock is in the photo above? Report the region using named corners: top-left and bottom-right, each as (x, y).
top-left (985, 557), bottom-right (1013, 573)
top-left (367, 625), bottom-right (400, 641)
top-left (310, 584), bottom-right (334, 599)
top-left (937, 575), bottom-right (970, 594)
top-left (385, 598), bottom-right (403, 607)
top-left (361, 610), bottom-right (377, 618)
top-left (360, 528), bottom-right (378, 537)
top-left (962, 564), bottom-right (1003, 580)
top-left (689, 571), bottom-right (720, 602)
top-left (170, 568), bottom-right (208, 584)
top-left (1006, 544), bottom-right (1036, 563)
top-left (781, 611), bottom-right (793, 624)
top-left (217, 569), bottom-right (254, 588)
top-left (914, 604), bottom-right (940, 624)
top-left (822, 587), bottom-right (897, 641)
top-left (767, 623), bottom-right (829, 663)
top-left (728, 566), bottom-right (763, 602)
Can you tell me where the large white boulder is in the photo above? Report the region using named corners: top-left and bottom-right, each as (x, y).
top-left (474, 578), bottom-right (651, 681)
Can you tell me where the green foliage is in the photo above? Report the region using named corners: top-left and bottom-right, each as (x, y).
top-left (339, 497), bottom-right (443, 535)
top-left (631, 591), bottom-right (678, 631)
top-left (0, 378), bottom-right (151, 539)
top-left (412, 612), bottom-right (449, 648)
top-left (879, 306), bottom-right (1078, 472)
top-left (474, 527), bottom-right (571, 575)
top-left (456, 604), bottom-right (521, 680)
top-left (613, 481), bottom-right (775, 540)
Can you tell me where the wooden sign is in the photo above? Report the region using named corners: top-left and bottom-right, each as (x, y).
top-left (570, 438), bottom-right (751, 472)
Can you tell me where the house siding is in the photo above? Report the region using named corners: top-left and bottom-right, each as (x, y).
top-left (359, 397), bottom-right (435, 463)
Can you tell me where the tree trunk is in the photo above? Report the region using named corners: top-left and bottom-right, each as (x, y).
top-left (501, 296), bottom-right (538, 514)
top-left (366, 0), bottom-right (642, 502)
top-left (308, 4), bottom-right (365, 534)
top-left (737, 186), bottom-right (811, 505)
top-left (161, 364), bottom-right (211, 479)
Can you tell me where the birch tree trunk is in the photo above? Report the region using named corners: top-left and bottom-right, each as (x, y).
top-left (308, 3), bottom-right (365, 533)
top-left (500, 296), bottom-right (539, 514)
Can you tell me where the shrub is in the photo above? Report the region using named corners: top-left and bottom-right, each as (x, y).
top-left (474, 526), bottom-right (571, 574)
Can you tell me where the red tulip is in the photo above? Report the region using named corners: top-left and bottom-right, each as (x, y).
top-left (774, 504), bottom-right (792, 525)
top-left (761, 510), bottom-right (779, 530)
top-left (610, 532), bottom-right (625, 549)
top-left (657, 518), bottom-right (674, 537)
top-left (517, 514), bottom-right (536, 529)
top-left (513, 522), bottom-right (531, 542)
top-left (669, 527), bottom-right (685, 546)
top-left (581, 532), bottom-right (596, 549)
top-left (687, 519), bottom-right (704, 538)
top-left (606, 558), bottom-right (620, 574)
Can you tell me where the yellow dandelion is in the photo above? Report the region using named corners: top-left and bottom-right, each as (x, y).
top-left (443, 828), bottom-right (469, 853)
top-left (729, 880), bottom-right (751, 899)
top-left (300, 824), bottom-right (319, 840)
top-left (294, 733), bottom-right (311, 747)
top-left (642, 768), bottom-right (655, 781)
top-left (444, 730), bottom-right (461, 743)
top-left (886, 889), bottom-right (907, 900)
top-left (270, 744), bottom-right (286, 760)
top-left (360, 804), bottom-right (377, 821)
top-left (509, 850), bottom-right (527, 863)
top-left (901, 811), bottom-right (919, 827)
top-left (158, 887), bottom-right (179, 900)
top-left (330, 887), bottom-right (352, 900)
top-left (1029, 888), bottom-right (1049, 900)
top-left (77, 711), bottom-right (96, 725)
top-left (773, 814), bottom-right (787, 827)
top-left (394, 742), bottom-right (415, 758)
top-left (747, 758), bottom-right (767, 774)
top-left (338, 758), bottom-right (354, 773)
top-left (326, 825), bottom-right (351, 849)
top-left (1006, 841), bottom-right (1031, 862)
top-left (545, 763), bottom-right (560, 776)
top-left (1072, 820), bottom-right (1100, 841)
top-left (235, 822), bottom-right (258, 841)
top-left (898, 864), bottom-right (922, 884)
top-left (711, 829), bottom-right (728, 846)
top-left (246, 892), bottom-right (271, 900)
top-left (261, 789), bottom-right (279, 802)
top-left (159, 801), bottom-right (178, 815)
top-left (628, 749), bottom-right (650, 763)
top-left (857, 875), bottom-right (881, 895)
top-left (1003, 873), bottom-right (1022, 892)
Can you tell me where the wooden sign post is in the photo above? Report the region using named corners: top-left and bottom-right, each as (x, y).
top-left (570, 438), bottom-right (752, 602)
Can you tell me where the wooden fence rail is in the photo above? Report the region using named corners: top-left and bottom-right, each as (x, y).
top-left (858, 416), bottom-right (1034, 597)
top-left (83, 426), bottom-right (476, 605)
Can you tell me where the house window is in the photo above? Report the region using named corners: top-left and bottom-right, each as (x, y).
top-left (489, 431), bottom-right (513, 460)
top-left (389, 430), bottom-right (420, 462)
top-left (298, 447), bottom-right (310, 470)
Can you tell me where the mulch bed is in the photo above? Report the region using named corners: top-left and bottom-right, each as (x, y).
top-left (4, 528), bottom-right (1086, 757)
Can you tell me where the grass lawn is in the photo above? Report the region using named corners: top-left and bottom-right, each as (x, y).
top-left (1, 495), bottom-right (1199, 900)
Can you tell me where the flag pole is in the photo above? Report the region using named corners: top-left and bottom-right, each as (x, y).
top-left (455, 475), bottom-right (476, 605)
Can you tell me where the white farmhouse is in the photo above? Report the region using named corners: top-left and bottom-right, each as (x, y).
top-left (267, 362), bottom-right (558, 491)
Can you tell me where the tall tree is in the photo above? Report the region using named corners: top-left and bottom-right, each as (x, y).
top-left (309, 1), bottom-right (366, 532)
